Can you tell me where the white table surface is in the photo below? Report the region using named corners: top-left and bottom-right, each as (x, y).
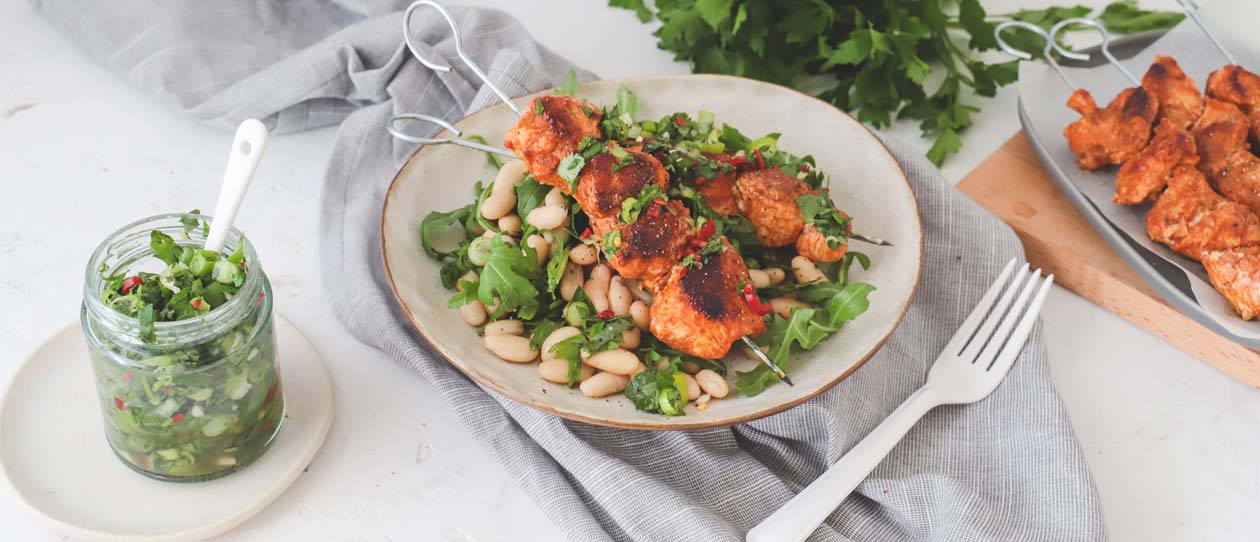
top-left (3, 0), bottom-right (1258, 540)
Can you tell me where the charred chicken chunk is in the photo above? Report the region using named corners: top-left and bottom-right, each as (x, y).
top-left (1146, 165), bottom-right (1260, 261)
top-left (1141, 55), bottom-right (1204, 128)
top-left (503, 95), bottom-right (601, 192)
top-left (1203, 246), bottom-right (1260, 320)
top-left (734, 169), bottom-right (814, 247)
top-left (606, 200), bottom-right (694, 291)
top-left (696, 153), bottom-right (741, 216)
top-left (573, 148), bottom-right (669, 235)
top-left (1063, 87), bottom-right (1159, 170)
top-left (1114, 119), bottom-right (1198, 204)
top-left (648, 241), bottom-right (766, 359)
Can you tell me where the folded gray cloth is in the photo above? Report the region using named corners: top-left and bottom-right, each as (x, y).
top-left (33, 1), bottom-right (1105, 540)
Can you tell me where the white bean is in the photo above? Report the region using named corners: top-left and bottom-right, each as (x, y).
top-left (481, 161), bottom-right (526, 220)
top-left (526, 204), bottom-right (567, 230)
top-left (791, 256), bottom-right (828, 284)
top-left (695, 369), bottom-right (729, 398)
top-left (484, 319), bottom-right (524, 336)
top-left (630, 301), bottom-right (650, 331)
top-left (583, 264), bottom-right (612, 313)
top-left (683, 373), bottom-right (701, 401)
top-left (541, 326), bottom-right (582, 361)
top-left (498, 214), bottom-right (522, 236)
top-left (582, 349), bottom-right (641, 375)
top-left (544, 187), bottom-right (567, 207)
top-left (456, 271), bottom-right (478, 290)
top-left (620, 327), bottom-right (641, 349)
top-left (484, 334), bottom-right (537, 363)
top-left (481, 194), bottom-right (514, 221)
top-left (560, 262), bottom-right (583, 301)
top-left (769, 297), bottom-right (811, 319)
top-left (681, 361), bottom-right (701, 374)
top-left (765, 267), bottom-right (786, 285)
top-left (459, 301), bottom-right (487, 326)
top-left (570, 244), bottom-right (598, 265)
top-left (526, 234), bottom-right (550, 265)
top-left (483, 298), bottom-right (500, 317)
top-left (580, 372), bottom-right (629, 398)
top-left (608, 276), bottom-right (632, 316)
top-left (539, 358), bottom-right (593, 384)
top-left (748, 269), bottom-right (770, 289)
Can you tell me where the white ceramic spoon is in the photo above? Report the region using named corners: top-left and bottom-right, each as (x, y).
top-left (203, 119), bottom-right (269, 253)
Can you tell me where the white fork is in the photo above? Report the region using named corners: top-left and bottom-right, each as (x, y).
top-left (747, 258), bottom-right (1054, 542)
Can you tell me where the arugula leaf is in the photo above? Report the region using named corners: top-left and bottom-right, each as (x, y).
top-left (477, 236), bottom-right (543, 320)
top-left (550, 335), bottom-right (586, 385)
top-left (545, 241), bottom-right (570, 294)
top-left (558, 68), bottom-right (580, 96)
top-left (463, 135), bottom-right (505, 169)
top-left (529, 320), bottom-right (563, 351)
top-left (514, 176), bottom-right (550, 220)
top-left (420, 205), bottom-right (473, 259)
top-left (625, 352), bottom-right (688, 416)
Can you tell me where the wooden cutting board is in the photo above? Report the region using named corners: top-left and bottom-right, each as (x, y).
top-left (957, 133), bottom-right (1260, 390)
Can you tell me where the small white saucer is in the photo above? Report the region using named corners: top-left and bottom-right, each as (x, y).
top-left (0, 315), bottom-right (334, 541)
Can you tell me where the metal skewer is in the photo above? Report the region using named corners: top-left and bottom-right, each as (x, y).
top-left (1048, 18), bottom-right (1141, 86)
top-left (994, 20), bottom-right (1078, 90)
top-left (1173, 0), bottom-right (1236, 66)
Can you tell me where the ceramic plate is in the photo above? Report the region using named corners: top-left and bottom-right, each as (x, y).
top-left (381, 75), bottom-right (922, 429)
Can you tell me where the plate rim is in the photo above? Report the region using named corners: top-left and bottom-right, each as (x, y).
top-left (380, 73), bottom-right (924, 430)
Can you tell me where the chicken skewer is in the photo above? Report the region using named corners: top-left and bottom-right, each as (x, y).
top-left (394, 0), bottom-right (796, 380)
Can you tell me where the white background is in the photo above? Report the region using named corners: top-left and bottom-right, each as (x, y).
top-left (2, 0), bottom-right (1258, 540)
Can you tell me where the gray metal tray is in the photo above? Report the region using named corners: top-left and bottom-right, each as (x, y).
top-left (1016, 0), bottom-right (1260, 347)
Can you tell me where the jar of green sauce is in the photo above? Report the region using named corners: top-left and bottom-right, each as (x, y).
top-left (81, 212), bottom-right (284, 482)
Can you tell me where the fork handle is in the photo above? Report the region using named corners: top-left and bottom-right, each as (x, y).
top-left (747, 387), bottom-right (942, 542)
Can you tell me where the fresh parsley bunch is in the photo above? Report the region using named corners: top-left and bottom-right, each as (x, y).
top-left (610, 0), bottom-right (1183, 165)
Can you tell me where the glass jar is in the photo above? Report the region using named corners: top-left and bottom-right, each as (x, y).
top-left (81, 213), bottom-right (284, 482)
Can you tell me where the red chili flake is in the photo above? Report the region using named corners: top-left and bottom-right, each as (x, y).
top-left (192, 298), bottom-right (202, 309)
top-left (799, 163), bottom-right (811, 173)
top-left (645, 201), bottom-right (662, 220)
top-left (579, 227), bottom-right (593, 240)
top-left (114, 397), bottom-right (125, 410)
top-left (673, 115), bottom-right (685, 127)
top-left (171, 412), bottom-right (185, 424)
top-left (120, 276), bottom-right (143, 294)
top-left (698, 219), bottom-right (716, 240)
top-left (742, 284), bottom-right (773, 316)
top-left (596, 310), bottom-right (614, 319)
top-left (754, 149), bottom-right (765, 169)
top-left (122, 372), bottom-right (133, 382)
top-left (729, 155), bottom-right (747, 166)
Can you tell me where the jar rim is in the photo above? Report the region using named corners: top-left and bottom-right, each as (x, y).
top-left (82, 212), bottom-right (265, 354)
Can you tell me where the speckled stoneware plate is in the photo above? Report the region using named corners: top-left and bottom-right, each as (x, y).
top-left (381, 75), bottom-right (922, 430)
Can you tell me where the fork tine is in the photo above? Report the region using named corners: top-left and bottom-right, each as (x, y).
top-left (942, 258), bottom-right (1018, 355)
top-left (957, 262), bottom-right (1029, 361)
top-left (987, 275), bottom-right (1055, 375)
top-left (973, 269), bottom-right (1043, 369)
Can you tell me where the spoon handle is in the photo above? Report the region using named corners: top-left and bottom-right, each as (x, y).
top-left (204, 119), bottom-right (269, 253)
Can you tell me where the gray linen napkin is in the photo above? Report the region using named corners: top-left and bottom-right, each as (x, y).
top-left (32, 1), bottom-right (1105, 540)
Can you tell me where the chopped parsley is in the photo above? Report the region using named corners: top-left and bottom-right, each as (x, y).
top-left (797, 193), bottom-right (853, 249)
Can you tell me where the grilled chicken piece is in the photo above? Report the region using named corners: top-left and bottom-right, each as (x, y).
top-left (1114, 119), bottom-right (1198, 204)
top-left (1063, 87), bottom-right (1159, 170)
top-left (503, 95), bottom-right (601, 192)
top-left (1147, 165), bottom-right (1260, 261)
top-left (1203, 247), bottom-right (1260, 320)
top-left (1206, 65), bottom-right (1260, 113)
top-left (649, 240), bottom-right (766, 359)
top-left (1141, 55), bottom-right (1204, 128)
top-left (573, 148), bottom-right (669, 235)
top-left (606, 200), bottom-right (694, 291)
top-left (734, 169), bottom-right (814, 247)
top-left (796, 224), bottom-right (848, 263)
top-left (696, 153), bottom-right (740, 216)
top-left (1189, 99), bottom-right (1260, 212)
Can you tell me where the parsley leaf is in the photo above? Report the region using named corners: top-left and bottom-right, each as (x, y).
top-left (558, 68), bottom-right (580, 96)
top-left (557, 155), bottom-right (585, 190)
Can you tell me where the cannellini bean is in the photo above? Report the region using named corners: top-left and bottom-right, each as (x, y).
top-left (544, 187), bottom-right (567, 207)
top-left (498, 214), bottom-right (522, 236)
top-left (560, 262), bottom-right (583, 301)
top-left (582, 349), bottom-right (641, 375)
top-left (629, 300), bottom-right (650, 331)
top-left (769, 297), bottom-right (811, 319)
top-left (683, 374), bottom-right (701, 401)
top-left (526, 204), bottom-right (567, 230)
top-left (695, 369), bottom-right (729, 398)
top-left (480, 161), bottom-right (526, 220)
top-left (681, 361), bottom-right (701, 374)
top-left (541, 326), bottom-right (582, 361)
top-left (481, 194), bottom-right (515, 221)
top-left (620, 327), bottom-right (641, 349)
top-left (625, 279), bottom-right (653, 304)
top-left (580, 371), bottom-right (630, 398)
top-left (484, 319), bottom-right (524, 336)
top-left (748, 268), bottom-right (770, 289)
top-left (526, 234), bottom-right (549, 265)
top-left (791, 256), bottom-right (828, 284)
top-left (539, 358), bottom-right (593, 384)
top-left (765, 267), bottom-right (786, 285)
top-left (459, 301), bottom-right (487, 326)
top-left (608, 276), bottom-right (632, 316)
top-left (484, 334), bottom-right (537, 363)
top-left (483, 298), bottom-right (500, 317)
top-left (570, 244), bottom-right (598, 265)
top-left (583, 264), bottom-right (612, 312)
